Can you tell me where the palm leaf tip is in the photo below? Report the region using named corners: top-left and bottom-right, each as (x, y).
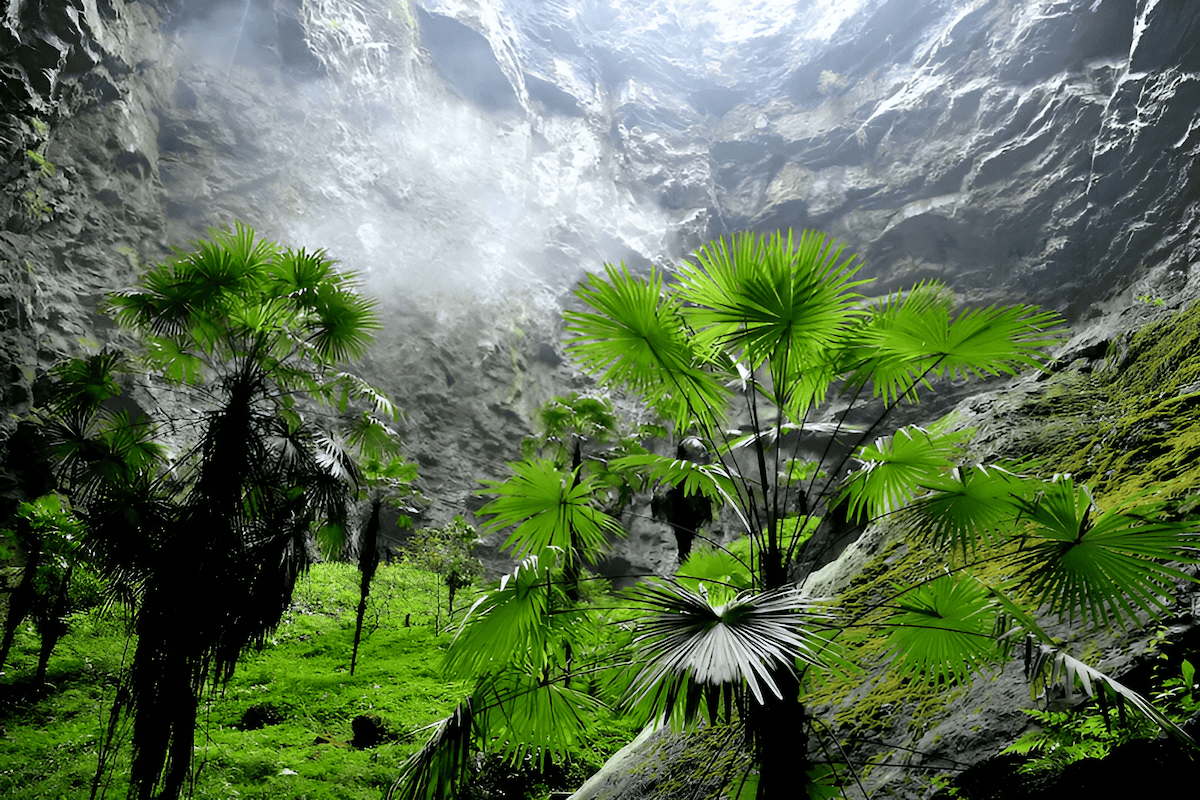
top-left (387, 700), bottom-right (476, 800)
top-left (1024, 643), bottom-right (1199, 749)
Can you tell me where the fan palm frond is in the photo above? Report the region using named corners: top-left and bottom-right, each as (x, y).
top-left (623, 582), bottom-right (833, 724)
top-left (475, 669), bottom-right (607, 767)
top-left (886, 574), bottom-right (999, 686)
top-left (843, 281), bottom-right (954, 403)
top-left (1013, 477), bottom-right (1200, 628)
top-left (851, 287), bottom-right (1066, 403)
top-left (443, 556), bottom-right (559, 679)
top-left (565, 263), bottom-right (728, 430)
top-left (676, 230), bottom-right (866, 383)
top-left (909, 462), bottom-right (1031, 558)
top-left (609, 453), bottom-right (738, 506)
top-left (386, 699), bottom-right (478, 800)
top-left (47, 351), bottom-right (124, 416)
top-left (326, 371), bottom-right (398, 419)
top-left (675, 545), bottom-right (754, 596)
top-left (304, 279), bottom-right (381, 363)
top-left (839, 425), bottom-right (968, 520)
top-left (477, 458), bottom-right (622, 563)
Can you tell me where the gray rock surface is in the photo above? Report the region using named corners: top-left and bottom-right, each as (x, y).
top-left (6, 0), bottom-right (1200, 519)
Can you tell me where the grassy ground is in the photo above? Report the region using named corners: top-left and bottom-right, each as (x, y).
top-left (0, 562), bottom-right (471, 800)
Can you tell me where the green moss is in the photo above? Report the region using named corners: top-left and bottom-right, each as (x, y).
top-left (634, 722), bottom-right (751, 800)
top-left (1004, 301), bottom-right (1200, 509)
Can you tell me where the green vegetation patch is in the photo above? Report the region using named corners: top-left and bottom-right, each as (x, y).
top-left (1012, 301), bottom-right (1200, 508)
top-left (0, 563), bottom-right (466, 800)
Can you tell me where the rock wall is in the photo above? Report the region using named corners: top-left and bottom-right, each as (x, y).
top-left (6, 0), bottom-right (1200, 517)
top-left (425, 0), bottom-right (1200, 317)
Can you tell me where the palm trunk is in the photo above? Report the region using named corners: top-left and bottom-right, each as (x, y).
top-left (351, 499), bottom-right (382, 675)
top-left (565, 440), bottom-right (584, 605)
top-left (128, 599), bottom-right (200, 800)
top-left (752, 667), bottom-right (809, 799)
top-left (34, 564), bottom-right (73, 684)
top-left (0, 522), bottom-right (40, 672)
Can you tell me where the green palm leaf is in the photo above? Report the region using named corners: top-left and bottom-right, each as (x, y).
top-left (48, 351), bottom-right (124, 416)
top-left (608, 453), bottom-right (738, 506)
top-left (852, 287), bottom-right (1066, 403)
top-left (304, 279), bottom-right (380, 363)
top-left (676, 230), bottom-right (865, 380)
top-left (475, 669), bottom-right (606, 766)
top-left (477, 458), bottom-right (623, 563)
top-left (443, 556), bottom-right (558, 679)
top-left (110, 223), bottom-right (275, 341)
top-left (386, 699), bottom-right (477, 800)
top-left (887, 574), bottom-right (998, 686)
top-left (675, 544), bottom-right (754, 597)
top-left (623, 582), bottom-right (832, 723)
top-left (268, 245), bottom-right (339, 298)
top-left (326, 371), bottom-right (399, 420)
top-left (845, 281), bottom-right (954, 403)
top-left (564, 263), bottom-right (728, 429)
top-left (1013, 477), bottom-right (1200, 628)
top-left (839, 425), bottom-right (966, 520)
top-left (910, 463), bottom-right (1030, 557)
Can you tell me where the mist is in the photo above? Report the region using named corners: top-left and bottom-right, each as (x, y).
top-left (165, 0), bottom-right (747, 324)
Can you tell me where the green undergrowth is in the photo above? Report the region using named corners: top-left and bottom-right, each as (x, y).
top-left (0, 562), bottom-right (467, 800)
top-left (0, 562), bottom-right (643, 800)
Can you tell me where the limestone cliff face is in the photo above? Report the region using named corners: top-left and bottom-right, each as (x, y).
top-left (5, 0), bottom-right (1200, 519)
top-left (416, 0), bottom-right (1200, 318)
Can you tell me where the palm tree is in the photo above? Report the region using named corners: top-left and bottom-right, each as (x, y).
top-left (42, 224), bottom-right (398, 800)
top-left (391, 230), bottom-right (1198, 799)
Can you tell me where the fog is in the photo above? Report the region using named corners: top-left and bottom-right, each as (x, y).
top-left (161, 0), bottom-right (882, 329)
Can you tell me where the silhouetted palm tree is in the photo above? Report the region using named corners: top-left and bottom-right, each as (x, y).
top-left (44, 224), bottom-right (396, 800)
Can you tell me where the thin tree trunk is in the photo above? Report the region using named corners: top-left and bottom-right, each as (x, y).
top-left (564, 440), bottom-right (583, 605)
top-left (34, 564), bottom-right (73, 684)
top-left (351, 499), bottom-right (382, 675)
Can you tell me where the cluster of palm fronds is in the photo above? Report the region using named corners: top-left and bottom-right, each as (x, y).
top-left (25, 224), bottom-right (404, 800)
top-left (390, 229), bottom-right (1199, 800)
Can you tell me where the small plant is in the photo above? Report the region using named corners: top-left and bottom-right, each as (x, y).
top-left (1001, 707), bottom-right (1146, 774)
top-left (1001, 656), bottom-right (1200, 774)
top-left (0, 493), bottom-right (93, 683)
top-left (20, 188), bottom-right (52, 219)
top-left (26, 148), bottom-right (55, 177)
top-left (404, 516), bottom-right (484, 624)
top-left (818, 70), bottom-right (849, 94)
top-left (1136, 293), bottom-right (1166, 307)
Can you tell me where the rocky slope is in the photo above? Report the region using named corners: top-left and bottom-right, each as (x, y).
top-left (4, 0), bottom-right (1200, 795)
